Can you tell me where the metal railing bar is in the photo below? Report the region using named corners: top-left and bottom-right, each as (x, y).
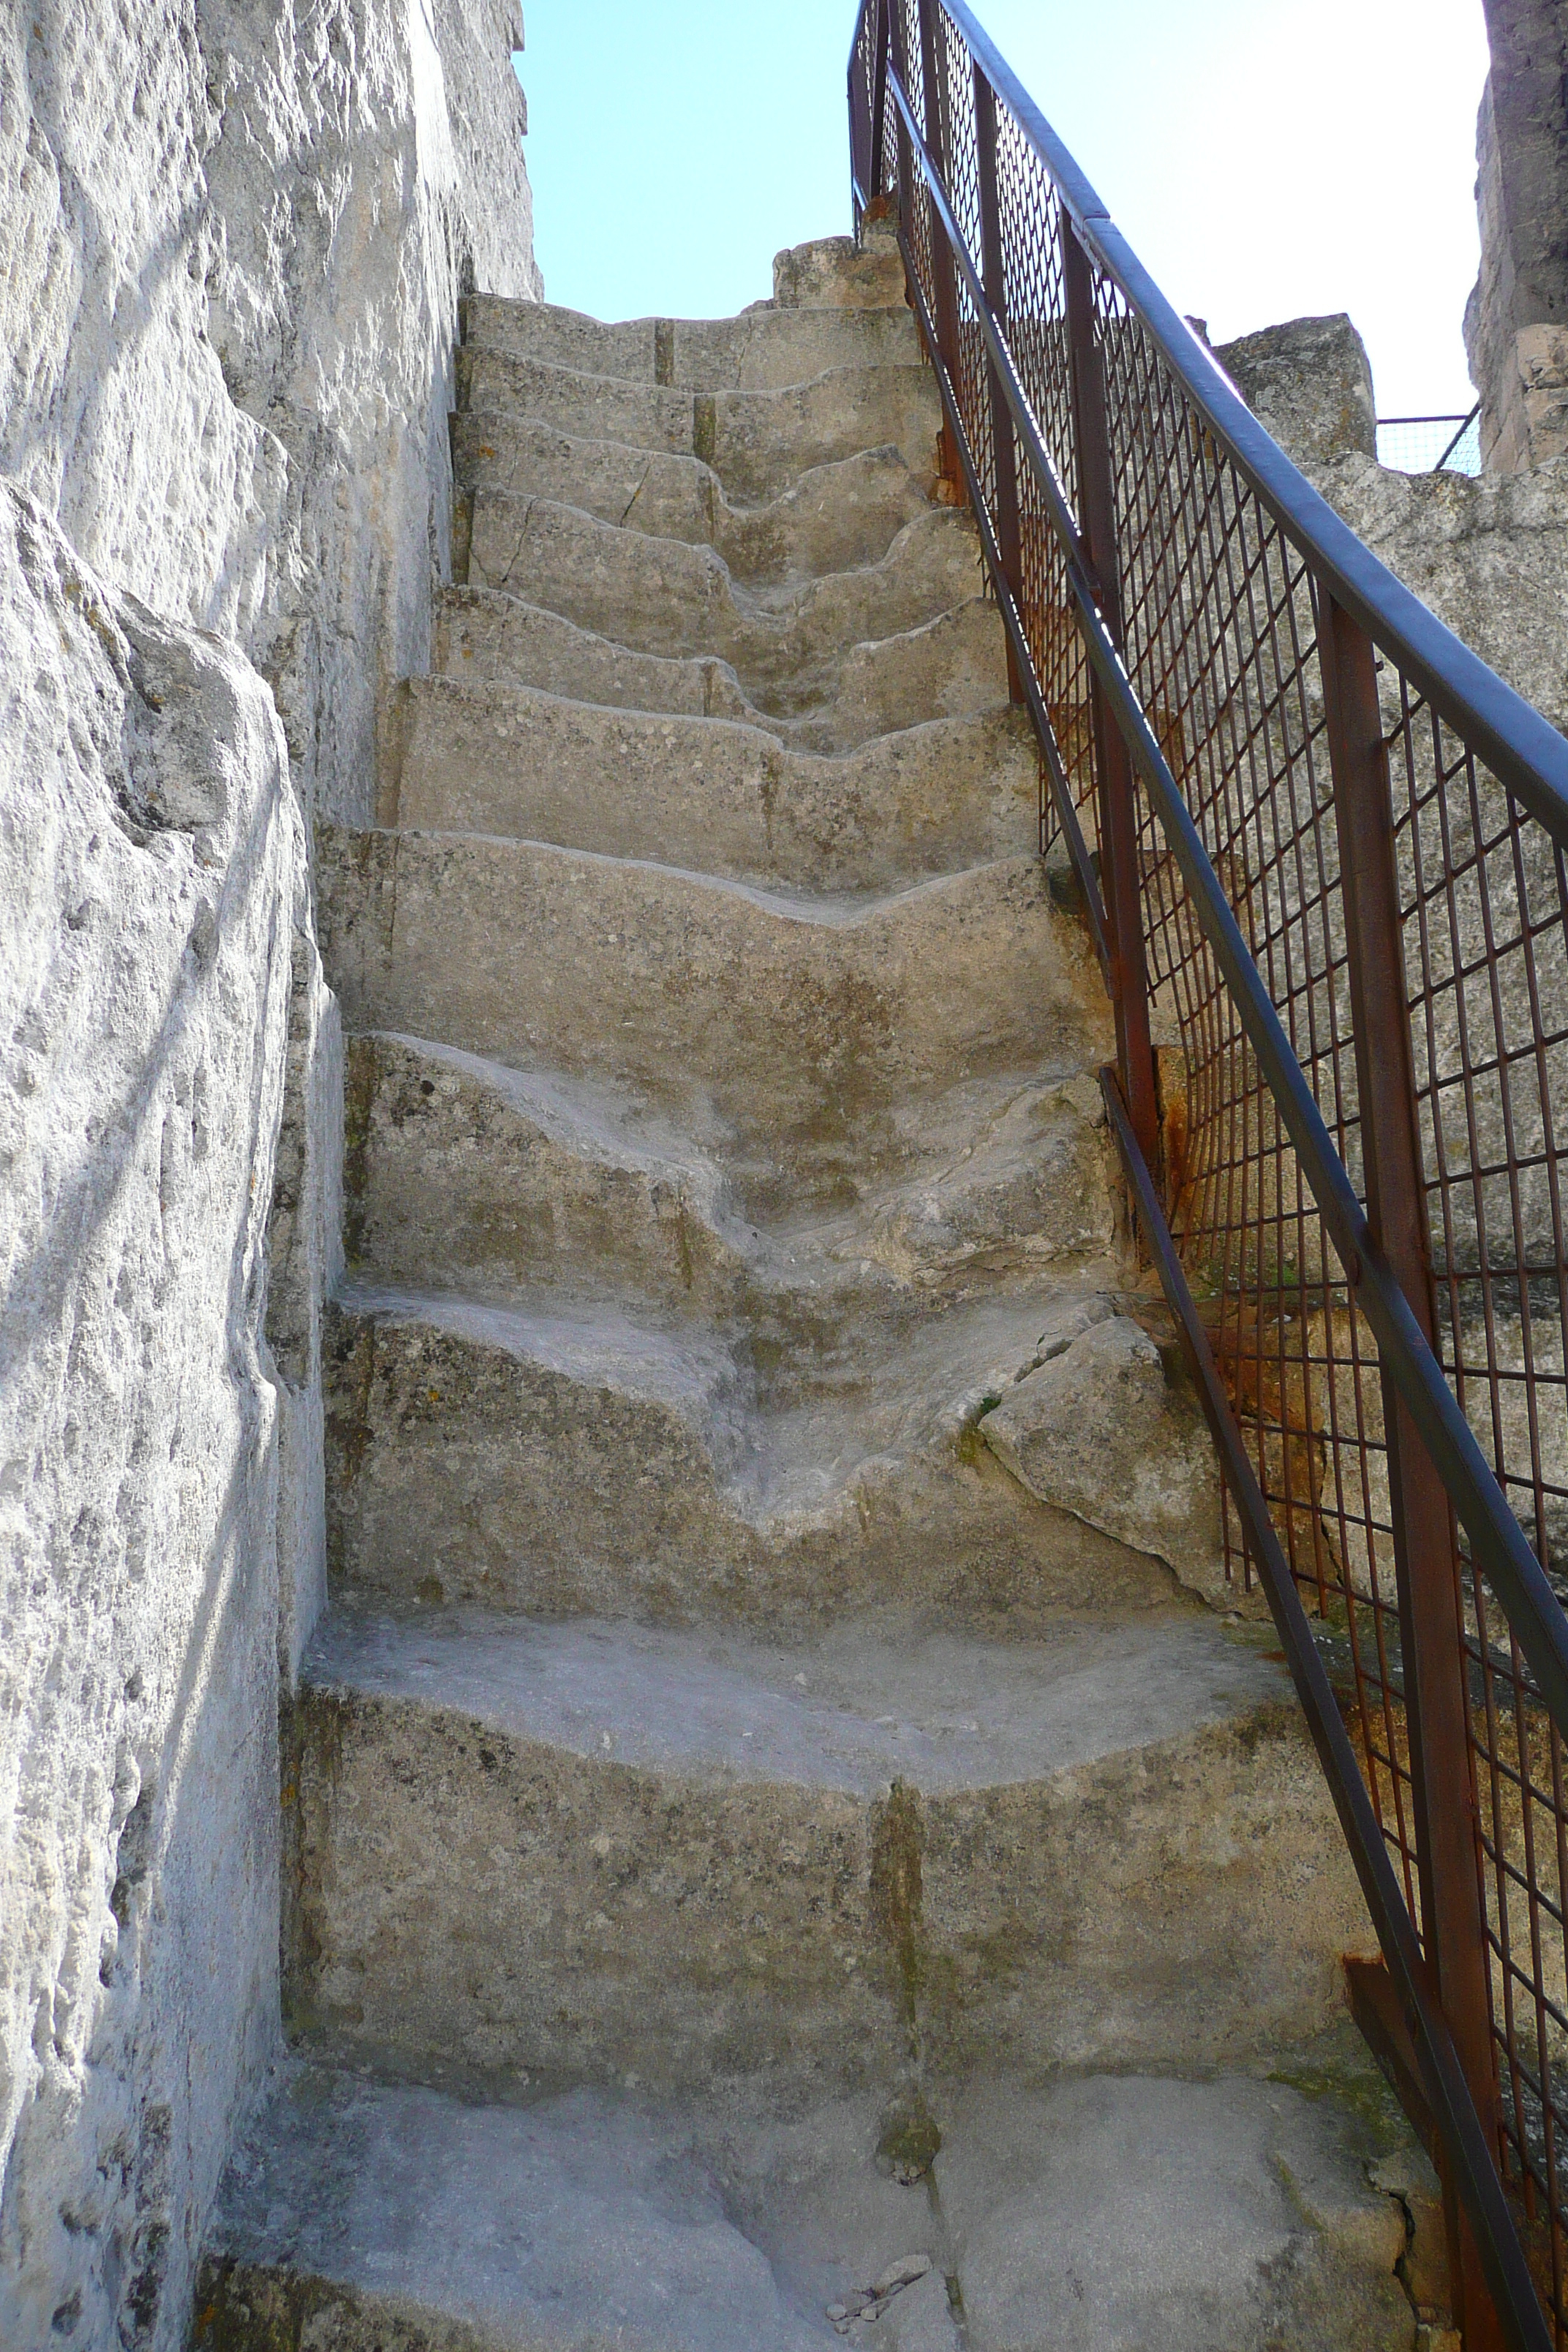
top-left (1101, 1063), bottom-right (1552, 2352)
top-left (1434, 405), bottom-right (1484, 470)
top-left (883, 48), bottom-right (1568, 1742)
top-left (899, 0), bottom-right (1568, 850)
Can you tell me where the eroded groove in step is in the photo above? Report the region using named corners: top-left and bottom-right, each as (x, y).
top-left (341, 1030), bottom-right (755, 1318)
top-left (342, 1036), bottom-right (1120, 1324)
top-left (322, 1266), bottom-right (1214, 1627)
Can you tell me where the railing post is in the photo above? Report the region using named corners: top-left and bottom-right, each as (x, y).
top-left (973, 61), bottom-right (1025, 706)
top-left (1317, 582), bottom-right (1504, 2352)
top-left (914, 0), bottom-right (964, 496)
top-left (1060, 216), bottom-right (1159, 1172)
top-left (887, 1), bottom-right (914, 238)
top-left (868, 0), bottom-right (890, 214)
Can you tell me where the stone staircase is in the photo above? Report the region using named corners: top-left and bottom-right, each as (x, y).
top-left (194, 228), bottom-right (1440, 2351)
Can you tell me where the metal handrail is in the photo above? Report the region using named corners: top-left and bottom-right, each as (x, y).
top-left (851, 4), bottom-right (1568, 2345)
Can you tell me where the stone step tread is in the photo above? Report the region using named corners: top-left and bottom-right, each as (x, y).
top-left (328, 1275), bottom-right (1118, 1504)
top-left (455, 347), bottom-right (941, 505)
top-left (433, 585), bottom-right (1010, 753)
top-left (343, 1033), bottom-right (1120, 1362)
top-left (317, 825), bottom-right (1109, 1216)
top-left (451, 411), bottom-right (921, 531)
top-left (287, 1596), bottom-right (1368, 2087)
top-left (331, 826), bottom-right (1042, 931)
top-left (300, 1602), bottom-right (1287, 1798)
top-left (199, 2065), bottom-right (826, 2352)
top-left (463, 486), bottom-right (970, 619)
top-left (199, 2060), bottom-right (1418, 2352)
top-left (460, 291), bottom-right (918, 394)
top-left (460, 340), bottom-right (935, 410)
top-left (387, 674), bottom-right (1036, 888)
top-left (459, 493), bottom-right (979, 712)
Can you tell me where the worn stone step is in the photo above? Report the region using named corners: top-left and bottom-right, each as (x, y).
top-left (461, 291), bottom-right (919, 392)
top-left (433, 585), bottom-right (1009, 752)
top-left (452, 418), bottom-right (932, 585)
top-left (322, 1276), bottom-right (1164, 1623)
top-left (461, 494), bottom-right (981, 715)
top-left (342, 1033), bottom-right (756, 1322)
top-left (283, 1607), bottom-right (1373, 2095)
top-left (455, 347), bottom-right (942, 504)
top-left (385, 678), bottom-right (1036, 888)
top-left (317, 829), bottom-right (1110, 1210)
top-left (343, 1036), bottom-right (1117, 1322)
top-left (197, 2058), bottom-right (1422, 2352)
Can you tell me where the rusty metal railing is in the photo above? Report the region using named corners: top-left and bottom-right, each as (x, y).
top-left (850, 5), bottom-right (1568, 2347)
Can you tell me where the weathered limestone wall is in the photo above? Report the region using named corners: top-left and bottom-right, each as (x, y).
top-left (0, 0), bottom-right (538, 2344)
top-left (0, 488), bottom-right (304, 2352)
top-left (1220, 312), bottom-right (1568, 735)
top-left (1, 0), bottom-right (540, 827)
top-left (1464, 0), bottom-right (1568, 471)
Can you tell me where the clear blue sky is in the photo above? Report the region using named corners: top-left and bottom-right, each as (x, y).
top-left (519, 0), bottom-right (1489, 418)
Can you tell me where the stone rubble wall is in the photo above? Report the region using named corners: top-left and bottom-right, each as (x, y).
top-left (0, 0), bottom-right (538, 2344)
top-left (1465, 0), bottom-right (1568, 471)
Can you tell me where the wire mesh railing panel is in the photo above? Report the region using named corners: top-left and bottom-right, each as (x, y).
top-left (1078, 278), bottom-right (1438, 1925)
top-left (1392, 686), bottom-right (1568, 2296)
top-left (1378, 410), bottom-right (1484, 476)
top-left (851, 0), bottom-right (1568, 2338)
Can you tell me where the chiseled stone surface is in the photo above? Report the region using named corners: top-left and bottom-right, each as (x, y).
top-left (0, 490), bottom-right (305, 2351)
top-left (1219, 312), bottom-right (1568, 740)
top-left (1215, 313), bottom-right (1377, 472)
top-left (0, 0), bottom-right (539, 831)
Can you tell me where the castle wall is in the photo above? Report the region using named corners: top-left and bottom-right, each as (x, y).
top-left (1465, 0), bottom-right (1568, 470)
